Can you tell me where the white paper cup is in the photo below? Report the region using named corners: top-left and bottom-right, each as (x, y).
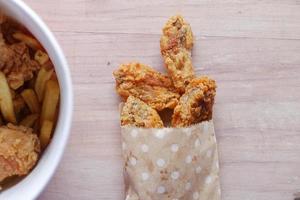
top-left (0, 0), bottom-right (73, 199)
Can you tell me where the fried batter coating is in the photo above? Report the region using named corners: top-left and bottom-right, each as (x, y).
top-left (163, 49), bottom-right (194, 93)
top-left (113, 62), bottom-right (180, 111)
top-left (0, 124), bottom-right (40, 183)
top-left (121, 96), bottom-right (163, 128)
top-left (0, 34), bottom-right (40, 90)
top-left (114, 62), bottom-right (173, 88)
top-left (160, 15), bottom-right (194, 54)
top-left (172, 77), bottom-right (216, 127)
top-left (160, 15), bottom-right (195, 93)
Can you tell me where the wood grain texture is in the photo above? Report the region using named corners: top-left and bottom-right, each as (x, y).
top-left (21, 0), bottom-right (300, 199)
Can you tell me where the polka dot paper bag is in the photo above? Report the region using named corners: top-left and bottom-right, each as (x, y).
top-left (121, 121), bottom-right (221, 200)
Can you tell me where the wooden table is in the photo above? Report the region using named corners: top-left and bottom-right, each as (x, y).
top-left (23, 0), bottom-right (300, 199)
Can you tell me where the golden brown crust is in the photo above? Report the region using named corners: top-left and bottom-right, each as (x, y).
top-left (0, 124), bottom-right (40, 182)
top-left (121, 96), bottom-right (163, 128)
top-left (0, 41), bottom-right (40, 90)
top-left (171, 77), bottom-right (216, 127)
top-left (163, 49), bottom-right (194, 93)
top-left (160, 15), bottom-right (194, 54)
top-left (114, 62), bottom-right (173, 88)
top-left (113, 62), bottom-right (180, 111)
top-left (160, 15), bottom-right (195, 93)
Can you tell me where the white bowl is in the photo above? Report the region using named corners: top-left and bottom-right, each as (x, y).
top-left (0, 0), bottom-right (73, 199)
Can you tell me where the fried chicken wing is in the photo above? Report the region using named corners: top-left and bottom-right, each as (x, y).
top-left (160, 15), bottom-right (194, 54)
top-left (0, 124), bottom-right (40, 183)
top-left (114, 62), bottom-right (173, 88)
top-left (163, 49), bottom-right (194, 93)
top-left (113, 62), bottom-right (180, 111)
top-left (172, 77), bottom-right (216, 127)
top-left (0, 34), bottom-right (40, 90)
top-left (121, 96), bottom-right (163, 128)
top-left (160, 15), bottom-right (195, 93)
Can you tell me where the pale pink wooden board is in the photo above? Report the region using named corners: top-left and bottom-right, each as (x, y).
top-left (21, 0), bottom-right (300, 199)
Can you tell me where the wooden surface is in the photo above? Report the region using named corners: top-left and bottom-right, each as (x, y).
top-left (22, 0), bottom-right (300, 199)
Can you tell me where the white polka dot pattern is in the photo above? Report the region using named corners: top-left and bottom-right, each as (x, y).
top-left (206, 150), bottom-right (212, 158)
top-left (129, 157), bottom-right (137, 166)
top-left (185, 182), bottom-right (192, 190)
top-left (171, 144), bottom-right (179, 152)
top-left (156, 158), bottom-right (166, 167)
top-left (193, 192), bottom-right (199, 199)
top-left (183, 128), bottom-right (192, 136)
top-left (141, 172), bottom-right (149, 181)
top-left (171, 171), bottom-right (180, 180)
top-left (130, 130), bottom-right (138, 138)
top-left (196, 166), bottom-right (202, 174)
top-left (203, 122), bottom-right (209, 133)
top-left (194, 138), bottom-right (200, 147)
top-left (121, 121), bottom-right (221, 200)
top-left (157, 186), bottom-right (165, 194)
top-left (205, 176), bottom-right (212, 184)
top-left (141, 144), bottom-right (149, 153)
top-left (185, 155), bottom-right (192, 164)
top-left (155, 129), bottom-right (166, 139)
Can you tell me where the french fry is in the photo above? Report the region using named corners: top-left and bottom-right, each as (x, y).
top-left (43, 60), bottom-right (54, 71)
top-left (0, 72), bottom-right (16, 123)
top-left (40, 79), bottom-right (60, 125)
top-left (10, 89), bottom-right (16, 99)
top-left (39, 120), bottom-right (53, 149)
top-left (34, 50), bottom-right (49, 65)
top-left (50, 72), bottom-right (58, 81)
top-left (13, 32), bottom-right (42, 50)
top-left (20, 114), bottom-right (39, 128)
top-left (13, 95), bottom-right (26, 115)
top-left (35, 67), bottom-right (54, 102)
top-left (21, 89), bottom-right (40, 113)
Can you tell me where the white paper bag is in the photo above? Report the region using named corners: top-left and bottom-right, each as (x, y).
top-left (121, 120), bottom-right (221, 200)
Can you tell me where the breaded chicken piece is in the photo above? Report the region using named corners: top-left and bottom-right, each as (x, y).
top-left (114, 62), bottom-right (174, 88)
top-left (113, 62), bottom-right (180, 111)
top-left (121, 96), bottom-right (163, 128)
top-left (160, 15), bottom-right (195, 93)
top-left (116, 84), bottom-right (179, 112)
top-left (160, 15), bottom-right (194, 54)
top-left (163, 49), bottom-right (194, 93)
top-left (172, 77), bottom-right (216, 127)
top-left (0, 37), bottom-right (40, 89)
top-left (0, 124), bottom-right (40, 183)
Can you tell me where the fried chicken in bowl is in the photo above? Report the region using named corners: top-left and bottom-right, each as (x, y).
top-left (0, 1), bottom-right (72, 199)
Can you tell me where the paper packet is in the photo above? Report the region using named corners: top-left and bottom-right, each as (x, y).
top-left (121, 120), bottom-right (221, 200)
